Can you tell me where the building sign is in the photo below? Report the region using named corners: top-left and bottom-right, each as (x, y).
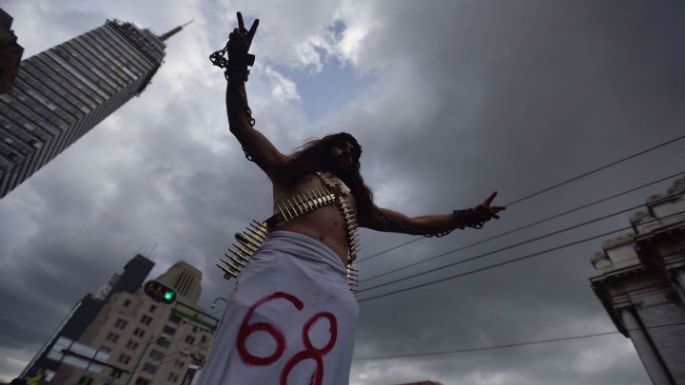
top-left (46, 336), bottom-right (110, 374)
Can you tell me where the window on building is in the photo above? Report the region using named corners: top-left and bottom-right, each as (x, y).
top-left (174, 359), bottom-right (184, 369)
top-left (168, 372), bottom-right (179, 383)
top-left (118, 354), bottom-right (131, 364)
top-left (123, 299), bottom-right (131, 307)
top-left (134, 377), bottom-right (150, 385)
top-left (201, 335), bottom-right (207, 344)
top-left (149, 349), bottom-right (164, 361)
top-left (114, 319), bottom-right (128, 329)
top-left (149, 305), bottom-right (157, 313)
top-left (142, 363), bottom-right (157, 375)
top-left (162, 326), bottom-right (176, 336)
top-left (106, 333), bottom-right (119, 343)
top-left (133, 327), bottom-right (145, 338)
top-left (185, 336), bottom-right (195, 345)
top-left (126, 340), bottom-right (139, 351)
top-left (77, 376), bottom-right (93, 385)
top-left (156, 338), bottom-right (170, 349)
top-left (140, 315), bottom-right (152, 325)
top-left (168, 314), bottom-right (181, 324)
top-left (192, 326), bottom-right (198, 333)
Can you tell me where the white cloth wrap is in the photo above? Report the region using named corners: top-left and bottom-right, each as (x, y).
top-left (197, 230), bottom-right (359, 385)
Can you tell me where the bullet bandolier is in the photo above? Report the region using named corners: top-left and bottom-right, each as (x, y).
top-left (218, 171), bottom-right (360, 291)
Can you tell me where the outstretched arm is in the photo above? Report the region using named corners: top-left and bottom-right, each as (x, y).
top-left (224, 13), bottom-right (288, 178)
top-left (362, 192), bottom-right (506, 236)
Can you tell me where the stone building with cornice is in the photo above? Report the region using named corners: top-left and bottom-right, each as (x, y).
top-left (590, 176), bottom-right (685, 385)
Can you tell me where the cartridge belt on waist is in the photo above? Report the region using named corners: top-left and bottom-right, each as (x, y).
top-left (217, 186), bottom-right (360, 291)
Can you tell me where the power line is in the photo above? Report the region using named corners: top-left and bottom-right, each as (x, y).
top-left (358, 226), bottom-right (629, 303)
top-left (358, 207), bottom-right (684, 303)
top-left (357, 135), bottom-right (685, 265)
top-left (354, 331), bottom-right (619, 360)
top-left (352, 321), bottom-right (685, 361)
top-left (357, 236), bottom-right (423, 264)
top-left (360, 202), bottom-right (644, 293)
top-left (154, 170), bottom-right (685, 367)
top-left (503, 134), bottom-right (685, 207)
top-left (360, 171), bottom-right (684, 283)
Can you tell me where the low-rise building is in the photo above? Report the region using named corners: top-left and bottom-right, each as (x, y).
top-left (21, 254), bottom-right (154, 382)
top-left (590, 176), bottom-right (685, 385)
top-left (51, 261), bottom-right (218, 385)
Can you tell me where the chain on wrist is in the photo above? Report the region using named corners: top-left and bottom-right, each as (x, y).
top-left (209, 39), bottom-right (255, 82)
top-left (210, 40), bottom-right (257, 161)
top-left (452, 208), bottom-right (492, 230)
top-left (408, 208), bottom-right (494, 238)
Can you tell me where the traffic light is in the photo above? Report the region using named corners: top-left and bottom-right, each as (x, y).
top-left (144, 280), bottom-right (177, 304)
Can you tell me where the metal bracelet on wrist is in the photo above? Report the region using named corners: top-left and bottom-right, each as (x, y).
top-left (452, 208), bottom-right (491, 230)
top-left (210, 42), bottom-right (257, 161)
top-left (209, 43), bottom-right (255, 82)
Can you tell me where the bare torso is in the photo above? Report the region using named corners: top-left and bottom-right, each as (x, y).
top-left (223, 19), bottom-right (504, 271)
top-left (271, 174), bottom-right (355, 266)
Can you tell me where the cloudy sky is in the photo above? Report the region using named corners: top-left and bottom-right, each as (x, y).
top-left (1, 0), bottom-right (684, 384)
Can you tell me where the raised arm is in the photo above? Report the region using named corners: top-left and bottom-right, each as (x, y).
top-left (362, 192), bottom-right (506, 236)
top-left (223, 13), bottom-right (288, 178)
top-left (226, 77), bottom-right (288, 177)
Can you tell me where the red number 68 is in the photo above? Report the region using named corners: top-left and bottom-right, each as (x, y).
top-left (236, 292), bottom-right (303, 365)
top-left (236, 292), bottom-right (338, 385)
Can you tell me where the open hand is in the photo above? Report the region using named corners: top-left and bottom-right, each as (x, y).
top-left (473, 191), bottom-right (506, 220)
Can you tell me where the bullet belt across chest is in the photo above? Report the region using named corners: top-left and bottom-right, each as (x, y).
top-left (217, 186), bottom-right (359, 292)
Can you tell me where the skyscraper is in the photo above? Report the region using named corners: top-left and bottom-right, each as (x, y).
top-left (0, 19), bottom-right (189, 198)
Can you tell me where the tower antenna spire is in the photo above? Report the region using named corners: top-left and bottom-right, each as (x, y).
top-left (159, 19), bottom-right (194, 41)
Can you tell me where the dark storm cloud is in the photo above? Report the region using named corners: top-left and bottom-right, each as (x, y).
top-left (317, 1), bottom-right (683, 384)
top-left (1, 0), bottom-right (683, 384)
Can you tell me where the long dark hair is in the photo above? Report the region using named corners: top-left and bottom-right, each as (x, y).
top-left (277, 132), bottom-right (375, 219)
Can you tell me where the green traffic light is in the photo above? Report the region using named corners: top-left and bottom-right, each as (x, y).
top-left (164, 291), bottom-right (175, 301)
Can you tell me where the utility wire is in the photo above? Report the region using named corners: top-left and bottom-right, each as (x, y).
top-left (354, 331), bottom-right (619, 360)
top-left (357, 135), bottom-right (685, 265)
top-left (359, 226), bottom-right (628, 302)
top-left (503, 134), bottom-right (685, 207)
top-left (361, 202), bottom-right (643, 292)
top-left (352, 321), bottom-right (685, 360)
top-left (357, 236), bottom-right (423, 264)
top-left (361, 171), bottom-right (684, 284)
top-left (154, 167), bottom-right (685, 367)
top-left (358, 208), bottom-right (685, 303)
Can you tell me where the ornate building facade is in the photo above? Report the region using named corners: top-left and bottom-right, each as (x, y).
top-left (591, 177), bottom-right (685, 385)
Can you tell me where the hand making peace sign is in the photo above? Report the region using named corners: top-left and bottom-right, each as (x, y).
top-left (228, 12), bottom-right (259, 63)
top-left (473, 191), bottom-right (506, 220)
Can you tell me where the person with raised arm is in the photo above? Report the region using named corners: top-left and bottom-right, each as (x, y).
top-left (199, 12), bottom-right (505, 385)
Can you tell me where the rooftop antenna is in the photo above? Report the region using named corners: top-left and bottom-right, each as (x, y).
top-left (158, 19), bottom-right (194, 41)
